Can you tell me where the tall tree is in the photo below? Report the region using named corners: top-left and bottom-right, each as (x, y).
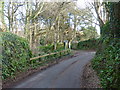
top-left (0, 1), bottom-right (5, 31)
top-left (109, 2), bottom-right (120, 38)
top-left (88, 0), bottom-right (109, 36)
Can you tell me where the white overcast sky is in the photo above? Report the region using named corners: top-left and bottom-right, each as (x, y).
top-left (76, 0), bottom-right (100, 35)
top-left (3, 0), bottom-right (101, 35)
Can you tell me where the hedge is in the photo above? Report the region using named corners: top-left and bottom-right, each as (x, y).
top-left (0, 32), bottom-right (32, 79)
top-left (1, 32), bottom-right (72, 80)
top-left (92, 37), bottom-right (120, 88)
top-left (72, 38), bottom-right (100, 50)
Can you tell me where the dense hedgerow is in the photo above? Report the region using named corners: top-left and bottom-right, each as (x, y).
top-left (1, 32), bottom-right (71, 80)
top-left (72, 38), bottom-right (100, 50)
top-left (92, 37), bottom-right (120, 88)
top-left (0, 32), bottom-right (32, 79)
top-left (71, 35), bottom-right (120, 88)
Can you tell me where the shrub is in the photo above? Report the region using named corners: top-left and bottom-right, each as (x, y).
top-left (71, 42), bottom-right (78, 50)
top-left (101, 21), bottom-right (110, 36)
top-left (38, 43), bottom-right (64, 53)
top-left (76, 38), bottom-right (100, 50)
top-left (1, 32), bottom-right (32, 79)
top-left (92, 38), bottom-right (120, 88)
top-left (39, 44), bottom-right (54, 53)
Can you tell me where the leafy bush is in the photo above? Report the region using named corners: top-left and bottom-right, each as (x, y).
top-left (101, 21), bottom-right (110, 36)
top-left (71, 42), bottom-right (78, 50)
top-left (39, 44), bottom-right (54, 53)
top-left (55, 43), bottom-right (64, 51)
top-left (1, 32), bottom-right (71, 80)
top-left (1, 32), bottom-right (32, 79)
top-left (92, 38), bottom-right (120, 88)
top-left (74, 38), bottom-right (100, 50)
top-left (38, 43), bottom-right (64, 53)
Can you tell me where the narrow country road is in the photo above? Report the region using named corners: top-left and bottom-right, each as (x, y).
top-left (13, 51), bottom-right (96, 88)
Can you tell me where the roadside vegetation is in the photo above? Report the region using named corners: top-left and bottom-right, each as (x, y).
top-left (77, 2), bottom-right (120, 88)
top-left (0, 1), bottom-right (98, 82)
top-left (75, 3), bottom-right (120, 88)
top-left (72, 38), bottom-right (99, 50)
top-left (1, 32), bottom-right (71, 80)
top-left (92, 2), bottom-right (120, 88)
top-left (77, 24), bottom-right (120, 88)
top-left (92, 37), bottom-right (120, 88)
top-left (0, 0), bottom-right (120, 88)
top-left (1, 32), bottom-right (31, 80)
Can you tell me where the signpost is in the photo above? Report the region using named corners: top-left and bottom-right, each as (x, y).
top-left (64, 40), bottom-right (68, 49)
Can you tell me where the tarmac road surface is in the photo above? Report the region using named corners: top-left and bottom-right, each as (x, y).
top-left (13, 50), bottom-right (96, 88)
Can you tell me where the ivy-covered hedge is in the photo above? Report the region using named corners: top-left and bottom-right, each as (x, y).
top-left (1, 32), bottom-right (32, 79)
top-left (72, 38), bottom-right (100, 50)
top-left (92, 37), bottom-right (120, 88)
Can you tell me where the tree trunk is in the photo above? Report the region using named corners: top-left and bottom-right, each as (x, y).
top-left (109, 2), bottom-right (120, 38)
top-left (65, 42), bottom-right (68, 49)
top-left (54, 33), bottom-right (57, 50)
top-left (0, 1), bottom-right (3, 31)
top-left (68, 41), bottom-right (71, 49)
top-left (0, 1), bottom-right (6, 32)
top-left (93, 1), bottom-right (105, 36)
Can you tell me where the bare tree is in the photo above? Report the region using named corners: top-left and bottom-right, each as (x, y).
top-left (0, 1), bottom-right (6, 32)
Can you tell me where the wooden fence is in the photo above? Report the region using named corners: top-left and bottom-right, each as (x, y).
top-left (30, 49), bottom-right (71, 61)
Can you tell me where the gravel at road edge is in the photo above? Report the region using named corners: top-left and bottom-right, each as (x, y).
top-left (80, 62), bottom-right (102, 88)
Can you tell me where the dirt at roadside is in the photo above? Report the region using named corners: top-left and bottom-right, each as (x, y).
top-left (81, 62), bottom-right (102, 88)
